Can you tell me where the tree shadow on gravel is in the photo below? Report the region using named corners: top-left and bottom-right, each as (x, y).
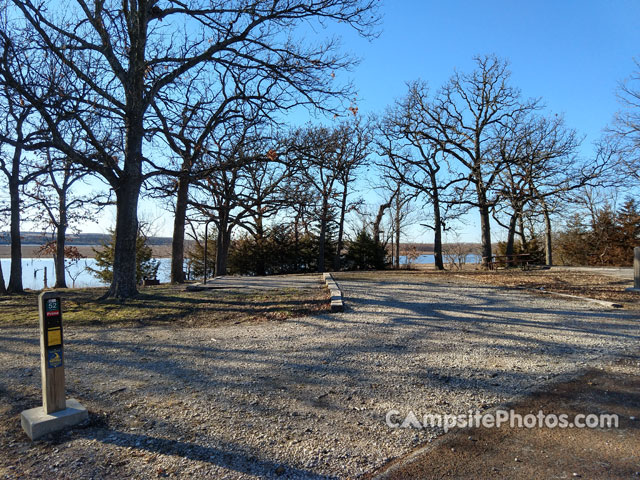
top-left (2, 275), bottom-right (639, 478)
top-left (77, 427), bottom-right (334, 479)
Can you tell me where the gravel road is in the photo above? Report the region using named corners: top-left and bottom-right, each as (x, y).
top-left (1, 273), bottom-right (638, 479)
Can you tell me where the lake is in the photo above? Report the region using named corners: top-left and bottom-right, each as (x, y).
top-left (1, 253), bottom-right (482, 290)
top-left (0, 258), bottom-right (173, 290)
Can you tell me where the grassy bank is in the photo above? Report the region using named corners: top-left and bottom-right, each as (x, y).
top-left (0, 284), bottom-right (329, 328)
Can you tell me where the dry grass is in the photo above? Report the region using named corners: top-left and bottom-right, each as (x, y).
top-left (0, 284), bottom-right (330, 328)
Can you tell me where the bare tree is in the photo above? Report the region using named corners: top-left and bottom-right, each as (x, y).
top-left (23, 147), bottom-right (98, 287)
top-left (410, 55), bottom-right (538, 267)
top-left (150, 96), bottom-right (258, 283)
top-left (282, 175), bottom-right (320, 271)
top-left (611, 58), bottom-right (640, 184)
top-left (0, 230), bottom-right (6, 294)
top-left (191, 158), bottom-right (243, 277)
top-left (289, 124), bottom-right (362, 272)
top-left (2, 0), bottom-right (379, 298)
top-left (189, 129), bottom-right (285, 276)
top-left (0, 50), bottom-right (49, 293)
top-left (495, 113), bottom-right (607, 265)
top-left (377, 81), bottom-right (466, 270)
top-left (333, 118), bottom-right (371, 270)
top-left (388, 183), bottom-right (416, 269)
top-left (237, 148), bottom-right (298, 275)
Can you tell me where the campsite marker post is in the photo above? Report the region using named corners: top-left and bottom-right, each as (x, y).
top-left (635, 247), bottom-right (640, 290)
top-left (20, 292), bottom-right (87, 440)
top-left (627, 247), bottom-right (640, 293)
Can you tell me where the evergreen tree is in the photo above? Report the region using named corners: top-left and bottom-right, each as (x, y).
top-left (88, 228), bottom-right (159, 285)
top-left (185, 230), bottom-right (218, 279)
top-left (345, 229), bottom-right (387, 270)
top-left (555, 214), bottom-right (591, 265)
top-left (617, 198), bottom-right (640, 249)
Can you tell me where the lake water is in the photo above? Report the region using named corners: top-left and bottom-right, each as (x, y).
top-left (0, 258), bottom-right (172, 290)
top-left (1, 253), bottom-right (481, 290)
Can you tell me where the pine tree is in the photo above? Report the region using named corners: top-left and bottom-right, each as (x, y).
top-left (555, 214), bottom-right (590, 265)
top-left (88, 228), bottom-right (159, 285)
top-left (185, 230), bottom-right (218, 279)
top-left (617, 198), bottom-right (640, 250)
top-left (345, 229), bottom-right (387, 270)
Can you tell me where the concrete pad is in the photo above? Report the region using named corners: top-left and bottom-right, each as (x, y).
top-left (21, 398), bottom-right (88, 440)
top-left (323, 273), bottom-right (345, 312)
top-left (187, 274), bottom-right (322, 292)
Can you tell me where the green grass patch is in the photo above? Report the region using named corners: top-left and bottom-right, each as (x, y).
top-left (0, 284), bottom-right (330, 328)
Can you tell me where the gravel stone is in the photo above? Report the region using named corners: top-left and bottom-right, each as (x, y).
top-left (0, 274), bottom-right (638, 479)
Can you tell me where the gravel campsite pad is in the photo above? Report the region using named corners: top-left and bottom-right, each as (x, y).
top-left (1, 273), bottom-right (638, 479)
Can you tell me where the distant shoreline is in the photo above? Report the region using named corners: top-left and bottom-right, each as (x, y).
top-left (0, 245), bottom-right (172, 259)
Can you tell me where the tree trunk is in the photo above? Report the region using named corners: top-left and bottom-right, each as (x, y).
top-left (478, 201), bottom-right (492, 268)
top-left (505, 211), bottom-right (518, 267)
top-left (255, 212), bottom-right (266, 276)
top-left (373, 197), bottom-right (393, 243)
top-left (215, 227), bottom-right (231, 276)
top-left (517, 214), bottom-right (528, 251)
top-left (294, 215), bottom-right (300, 272)
top-left (214, 209), bottom-right (230, 277)
top-left (334, 185), bottom-right (348, 271)
top-left (473, 176), bottom-right (493, 267)
top-left (389, 228), bottom-right (393, 264)
top-left (54, 205), bottom-right (68, 288)
top-left (105, 26), bottom-right (147, 299)
top-left (394, 207), bottom-right (400, 269)
top-left (431, 175), bottom-right (444, 271)
top-left (108, 178), bottom-right (141, 299)
top-left (0, 260), bottom-right (6, 294)
top-left (7, 171), bottom-right (23, 293)
top-left (542, 202), bottom-right (553, 266)
top-left (170, 174), bottom-right (189, 283)
top-left (318, 196), bottom-right (328, 273)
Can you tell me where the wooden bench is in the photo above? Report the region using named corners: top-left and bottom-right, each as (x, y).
top-left (485, 254), bottom-right (532, 270)
top-left (142, 278), bottom-right (160, 286)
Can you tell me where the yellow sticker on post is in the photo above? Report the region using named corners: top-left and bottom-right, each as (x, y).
top-left (47, 328), bottom-right (62, 347)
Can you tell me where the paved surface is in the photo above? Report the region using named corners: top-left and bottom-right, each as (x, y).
top-left (1, 273), bottom-right (638, 479)
top-left (189, 274), bottom-right (323, 291)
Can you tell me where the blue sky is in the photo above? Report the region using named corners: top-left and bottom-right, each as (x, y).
top-left (131, 1), bottom-right (640, 241)
top-left (350, 1), bottom-right (640, 129)
top-left (327, 0), bottom-right (640, 242)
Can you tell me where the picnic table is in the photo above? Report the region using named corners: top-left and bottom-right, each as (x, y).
top-left (483, 253), bottom-right (532, 270)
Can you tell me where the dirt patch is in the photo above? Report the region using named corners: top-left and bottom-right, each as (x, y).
top-left (371, 352), bottom-right (640, 479)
